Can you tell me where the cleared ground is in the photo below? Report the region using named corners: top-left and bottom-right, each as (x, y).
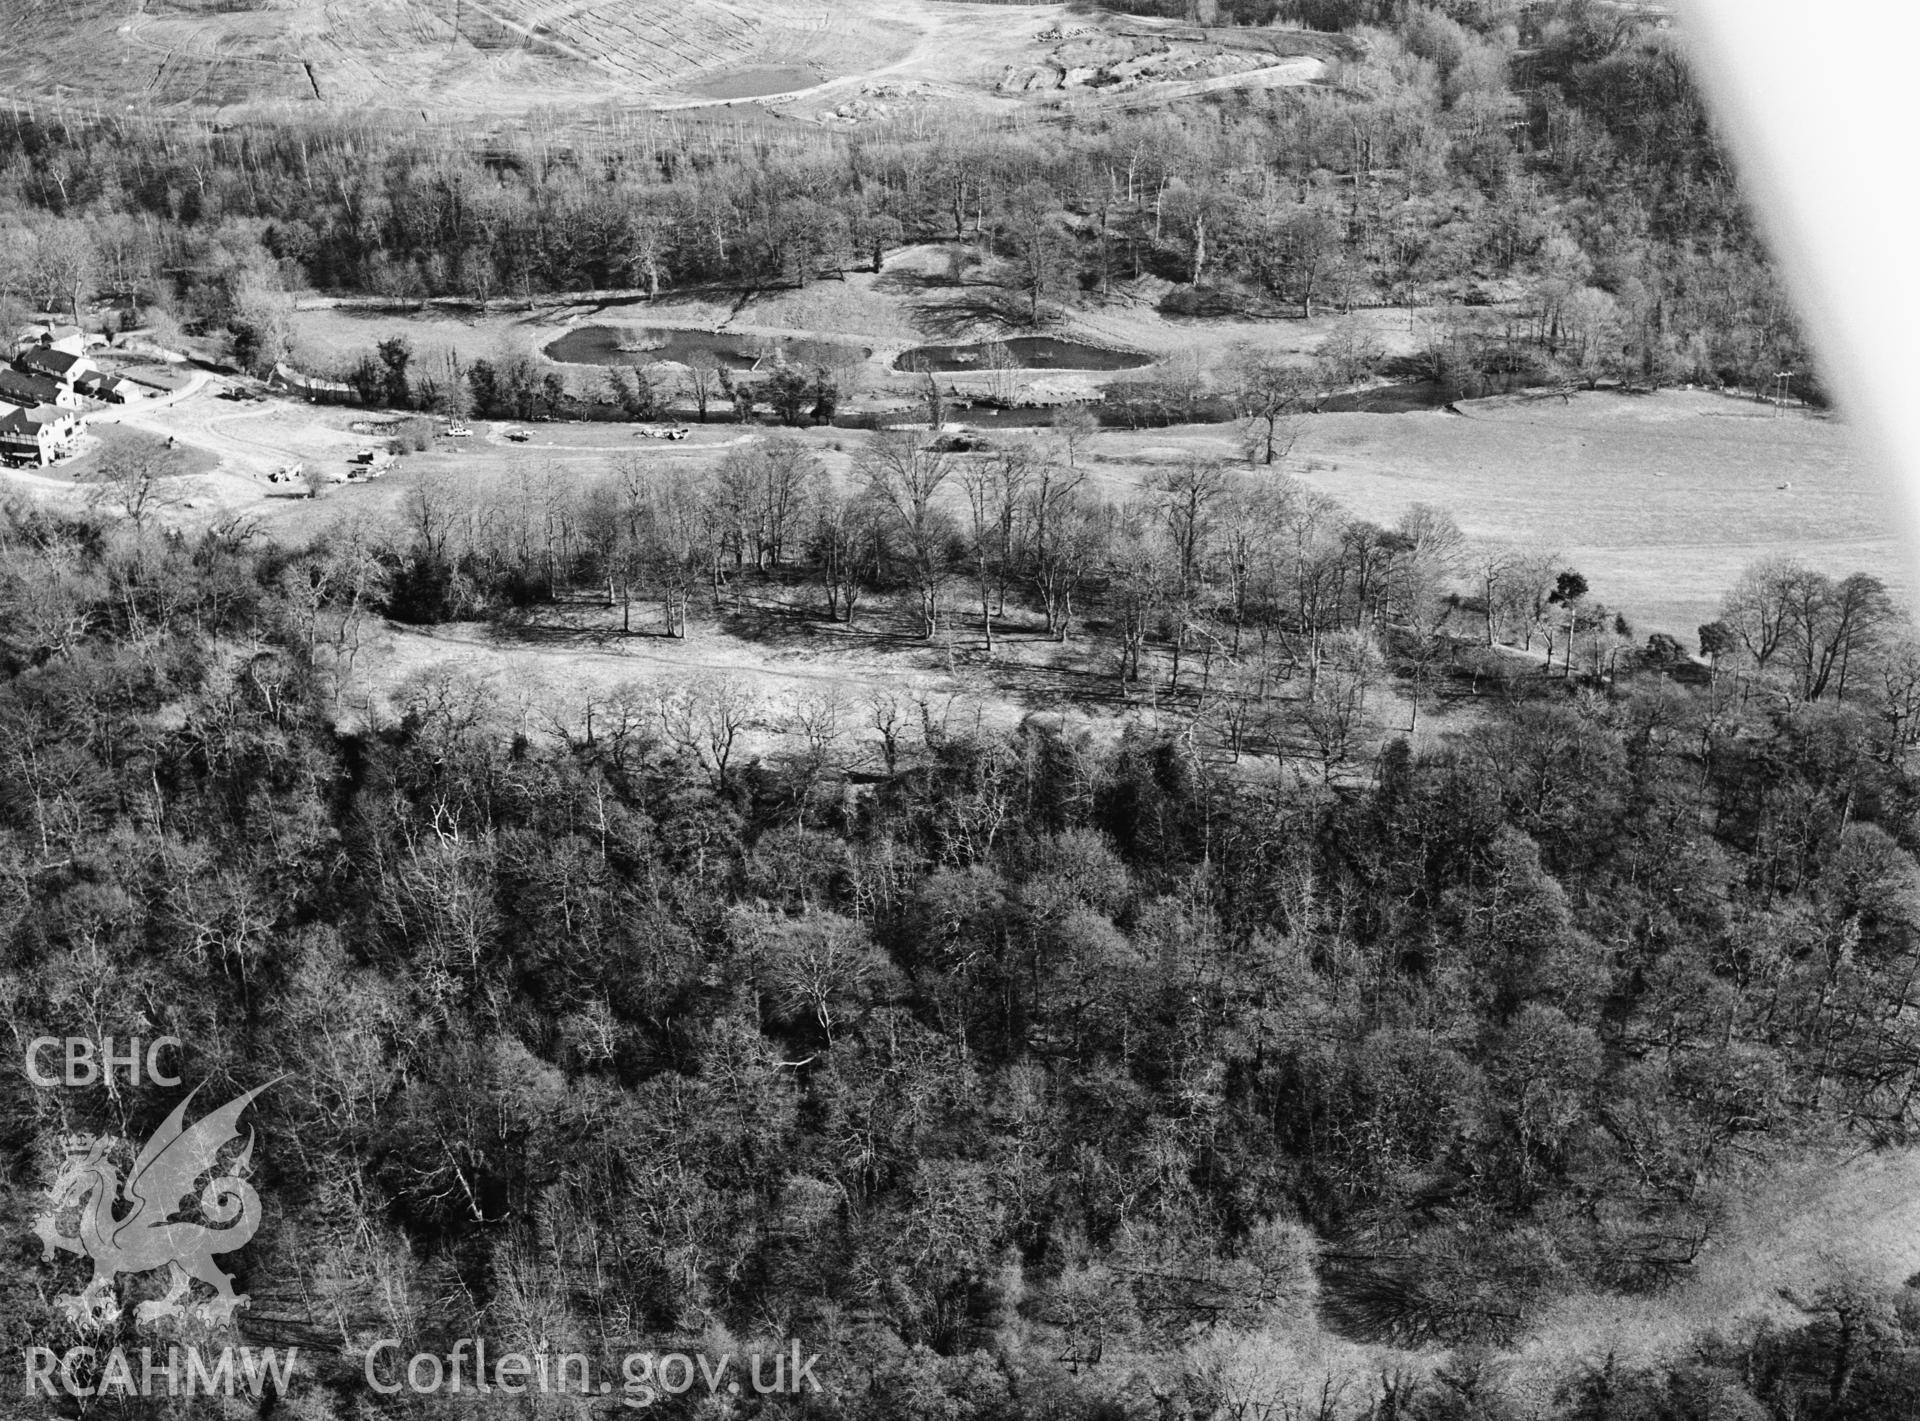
top-left (0, 0), bottom-right (1334, 120)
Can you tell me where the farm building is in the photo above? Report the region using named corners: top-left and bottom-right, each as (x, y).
top-left (18, 344), bottom-right (100, 390)
top-left (0, 403), bottom-right (79, 466)
top-left (81, 373), bottom-right (144, 404)
top-left (0, 368), bottom-right (80, 410)
top-left (14, 325), bottom-right (93, 358)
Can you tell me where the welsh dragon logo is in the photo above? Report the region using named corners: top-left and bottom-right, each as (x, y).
top-left (32, 1081), bottom-right (274, 1329)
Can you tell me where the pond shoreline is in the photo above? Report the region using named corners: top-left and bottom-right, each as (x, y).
top-left (544, 325), bottom-right (870, 372)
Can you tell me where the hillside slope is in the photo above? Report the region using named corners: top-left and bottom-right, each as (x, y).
top-left (0, 0), bottom-right (926, 114)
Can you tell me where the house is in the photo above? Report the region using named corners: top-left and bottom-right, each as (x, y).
top-left (18, 344), bottom-right (99, 390)
top-left (0, 403), bottom-right (78, 466)
top-left (15, 325), bottom-right (90, 358)
top-left (83, 373), bottom-right (144, 404)
top-left (0, 368), bottom-right (79, 410)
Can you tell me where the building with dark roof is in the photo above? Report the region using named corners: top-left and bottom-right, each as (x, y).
top-left (82, 373), bottom-right (144, 404)
top-left (0, 368), bottom-right (73, 410)
top-left (17, 345), bottom-right (97, 387)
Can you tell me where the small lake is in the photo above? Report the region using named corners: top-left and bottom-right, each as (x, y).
top-left (690, 66), bottom-right (822, 101)
top-left (893, 338), bottom-right (1154, 374)
top-left (546, 325), bottom-right (867, 372)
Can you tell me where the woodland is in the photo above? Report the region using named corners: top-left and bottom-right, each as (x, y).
top-left (0, 0), bottom-right (1813, 403)
top-left (6, 424), bottom-right (1920, 1418)
top-left (2, 1), bottom-right (1912, 1419)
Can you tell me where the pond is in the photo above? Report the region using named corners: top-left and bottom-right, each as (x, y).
top-left (545, 325), bottom-right (868, 373)
top-left (687, 67), bottom-right (821, 101)
top-left (689, 66), bottom-right (823, 101)
top-left (892, 337), bottom-right (1154, 374)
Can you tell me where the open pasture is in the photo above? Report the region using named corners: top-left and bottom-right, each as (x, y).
top-left (1066, 387), bottom-right (1907, 640)
top-left (1288, 388), bottom-right (1911, 639)
top-left (27, 366), bottom-right (1901, 649)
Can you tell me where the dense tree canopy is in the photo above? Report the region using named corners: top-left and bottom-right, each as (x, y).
top-left (4, 458), bottom-right (1920, 1416)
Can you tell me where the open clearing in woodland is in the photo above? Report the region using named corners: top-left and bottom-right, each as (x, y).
top-left (8, 260), bottom-right (1900, 671)
top-left (1075, 387), bottom-right (1906, 639)
top-left (39, 376), bottom-right (1889, 779)
top-left (7, 367), bottom-right (1897, 649)
top-left (1296, 388), bottom-right (1909, 639)
top-left (1501, 1144), bottom-right (1920, 1409)
top-left (1020, 387), bottom-right (1898, 641)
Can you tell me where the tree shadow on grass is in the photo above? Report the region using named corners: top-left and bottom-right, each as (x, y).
top-left (483, 617), bottom-right (640, 648)
top-left (718, 595), bottom-right (940, 661)
top-left (874, 267), bottom-right (960, 297)
top-left (906, 290), bottom-right (1031, 342)
top-left (485, 596), bottom-right (690, 647)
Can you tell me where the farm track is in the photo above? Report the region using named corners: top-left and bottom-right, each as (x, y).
top-left (100, 380), bottom-right (304, 480)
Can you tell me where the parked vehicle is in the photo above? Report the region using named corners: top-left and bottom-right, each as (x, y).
top-left (503, 429), bottom-right (530, 443)
top-left (444, 423), bottom-right (472, 438)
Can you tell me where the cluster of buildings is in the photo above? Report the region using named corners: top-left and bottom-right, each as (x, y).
top-left (0, 326), bottom-right (148, 467)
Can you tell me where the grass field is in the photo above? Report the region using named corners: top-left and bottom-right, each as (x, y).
top-left (16, 344), bottom-right (1899, 648)
top-left (1296, 388), bottom-right (1909, 639)
top-left (12, 270), bottom-right (1905, 664)
top-left (1050, 384), bottom-right (1906, 640)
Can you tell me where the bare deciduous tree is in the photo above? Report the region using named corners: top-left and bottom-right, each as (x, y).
top-left (683, 350), bottom-right (722, 423)
top-left (86, 436), bottom-right (185, 528)
top-left (855, 429), bottom-right (955, 639)
top-left (1226, 343), bottom-right (1309, 467)
top-left (657, 674), bottom-right (758, 789)
top-left (1293, 629), bottom-right (1384, 780)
